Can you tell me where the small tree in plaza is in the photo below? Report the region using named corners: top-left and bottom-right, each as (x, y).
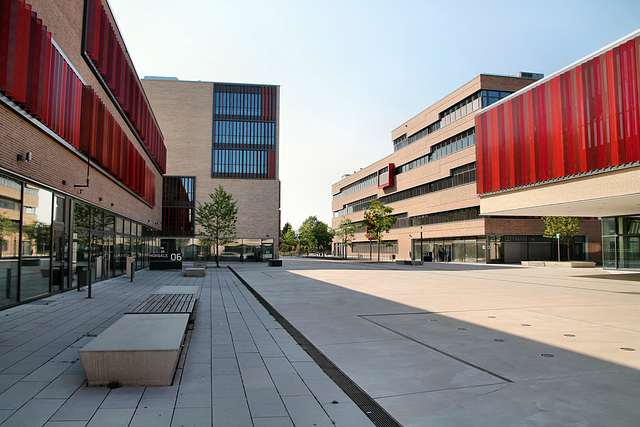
top-left (363, 200), bottom-right (396, 262)
top-left (542, 216), bottom-right (583, 261)
top-left (299, 216), bottom-right (334, 256)
top-left (196, 185), bottom-right (238, 267)
top-left (335, 217), bottom-right (356, 258)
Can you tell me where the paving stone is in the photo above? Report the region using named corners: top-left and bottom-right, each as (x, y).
top-left (36, 374), bottom-right (86, 399)
top-left (86, 408), bottom-right (135, 427)
top-left (0, 397), bottom-right (66, 427)
top-left (129, 397), bottom-right (173, 427)
top-left (0, 380), bottom-right (49, 410)
top-left (283, 395), bottom-right (335, 427)
top-left (171, 407), bottom-right (211, 427)
top-left (50, 386), bottom-right (109, 421)
top-left (212, 397), bottom-right (252, 427)
top-left (99, 387), bottom-right (144, 409)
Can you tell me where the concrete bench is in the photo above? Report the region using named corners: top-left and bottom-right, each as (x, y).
top-left (79, 314), bottom-right (189, 386)
top-left (185, 267), bottom-right (205, 277)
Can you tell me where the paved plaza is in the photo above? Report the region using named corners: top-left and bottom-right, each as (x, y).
top-left (0, 258), bottom-right (639, 426)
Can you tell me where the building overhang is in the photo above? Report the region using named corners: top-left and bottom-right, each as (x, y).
top-left (479, 167), bottom-right (640, 218)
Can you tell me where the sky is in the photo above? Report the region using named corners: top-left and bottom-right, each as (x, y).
top-left (107, 0), bottom-right (640, 230)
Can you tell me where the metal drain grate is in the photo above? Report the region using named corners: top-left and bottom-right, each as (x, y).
top-left (229, 267), bottom-right (403, 427)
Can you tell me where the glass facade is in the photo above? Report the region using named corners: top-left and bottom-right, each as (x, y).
top-left (602, 216), bottom-right (640, 269)
top-left (410, 235), bottom-right (587, 264)
top-left (0, 172), bottom-right (159, 310)
top-left (163, 176), bottom-right (195, 237)
top-left (212, 84), bottom-right (277, 179)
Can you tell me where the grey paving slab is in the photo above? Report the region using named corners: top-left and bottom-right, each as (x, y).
top-left (212, 397), bottom-right (252, 427)
top-left (282, 395), bottom-right (335, 427)
top-left (0, 397), bottom-right (65, 427)
top-left (0, 380), bottom-right (49, 410)
top-left (129, 397), bottom-right (173, 427)
top-left (86, 408), bottom-right (135, 427)
top-left (99, 386), bottom-right (144, 408)
top-left (36, 374), bottom-right (85, 398)
top-left (49, 386), bottom-right (109, 421)
top-left (170, 407), bottom-right (211, 427)
top-left (245, 387), bottom-right (288, 418)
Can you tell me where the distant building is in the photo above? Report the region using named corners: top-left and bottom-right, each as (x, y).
top-left (476, 29), bottom-right (640, 269)
top-left (331, 74), bottom-right (602, 263)
top-left (143, 79), bottom-right (281, 261)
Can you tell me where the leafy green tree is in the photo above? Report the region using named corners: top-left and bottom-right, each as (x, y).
top-left (22, 220), bottom-right (51, 255)
top-left (299, 216), bottom-right (334, 256)
top-left (335, 218), bottom-right (356, 258)
top-left (542, 216), bottom-right (583, 261)
top-left (282, 222), bottom-right (293, 236)
top-left (280, 229), bottom-right (298, 254)
top-left (195, 185), bottom-right (238, 267)
top-left (363, 200), bottom-right (397, 262)
top-left (0, 213), bottom-right (17, 257)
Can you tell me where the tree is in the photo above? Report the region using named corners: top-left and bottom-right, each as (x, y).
top-left (542, 216), bottom-right (583, 261)
top-left (280, 229), bottom-right (298, 254)
top-left (299, 216), bottom-right (334, 256)
top-left (282, 222), bottom-right (293, 236)
top-left (363, 200), bottom-right (397, 262)
top-left (0, 213), bottom-right (17, 257)
top-left (195, 185), bottom-right (238, 267)
top-left (335, 218), bottom-right (356, 258)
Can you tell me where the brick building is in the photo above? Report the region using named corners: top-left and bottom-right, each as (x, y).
top-left (332, 74), bottom-right (602, 263)
top-left (0, 0), bottom-right (165, 308)
top-left (143, 78), bottom-right (281, 261)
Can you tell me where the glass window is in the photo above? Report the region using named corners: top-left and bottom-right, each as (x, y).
top-left (21, 185), bottom-right (53, 300)
top-left (0, 175), bottom-right (22, 306)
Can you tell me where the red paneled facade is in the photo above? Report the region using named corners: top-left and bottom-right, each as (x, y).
top-left (476, 35), bottom-right (640, 195)
top-left (83, 0), bottom-right (167, 174)
top-left (0, 0), bottom-right (156, 205)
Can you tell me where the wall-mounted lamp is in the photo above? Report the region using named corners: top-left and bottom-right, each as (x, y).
top-left (17, 152), bottom-right (32, 162)
top-left (110, 203), bottom-right (114, 207)
top-left (99, 197), bottom-right (103, 201)
top-left (62, 180), bottom-right (67, 185)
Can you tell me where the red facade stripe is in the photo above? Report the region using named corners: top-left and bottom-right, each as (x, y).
top-left (476, 35), bottom-right (640, 194)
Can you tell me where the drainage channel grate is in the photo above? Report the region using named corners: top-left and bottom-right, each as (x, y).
top-left (229, 267), bottom-right (403, 427)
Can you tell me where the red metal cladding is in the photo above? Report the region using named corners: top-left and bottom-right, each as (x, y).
top-left (82, 0), bottom-right (166, 174)
top-left (476, 34), bottom-right (640, 194)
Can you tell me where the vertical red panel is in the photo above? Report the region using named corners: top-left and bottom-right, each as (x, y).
top-left (489, 108), bottom-right (500, 192)
top-left (549, 75), bottom-right (563, 178)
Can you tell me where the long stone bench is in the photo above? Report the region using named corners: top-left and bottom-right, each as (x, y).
top-left (79, 313), bottom-right (189, 386)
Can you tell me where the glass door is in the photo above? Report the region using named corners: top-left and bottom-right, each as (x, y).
top-left (52, 226), bottom-right (68, 291)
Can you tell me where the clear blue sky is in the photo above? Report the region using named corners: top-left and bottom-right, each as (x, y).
top-left (108, 0), bottom-right (640, 230)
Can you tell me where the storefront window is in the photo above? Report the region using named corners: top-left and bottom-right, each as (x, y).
top-left (21, 185), bottom-right (53, 300)
top-left (0, 175), bottom-right (22, 306)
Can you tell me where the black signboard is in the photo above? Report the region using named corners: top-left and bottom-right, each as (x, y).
top-left (149, 252), bottom-right (183, 270)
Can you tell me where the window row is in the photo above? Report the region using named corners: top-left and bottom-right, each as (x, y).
top-left (163, 176), bottom-right (195, 208)
top-left (214, 84), bottom-right (277, 122)
top-left (212, 149), bottom-right (276, 179)
top-left (333, 195), bottom-right (377, 218)
top-left (333, 163), bottom-right (477, 217)
top-left (379, 162), bottom-right (476, 205)
top-left (352, 241), bottom-right (398, 254)
top-left (392, 207), bottom-right (480, 229)
top-left (333, 172), bottom-right (378, 200)
top-left (396, 130), bottom-right (476, 175)
top-left (213, 120), bottom-right (276, 150)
